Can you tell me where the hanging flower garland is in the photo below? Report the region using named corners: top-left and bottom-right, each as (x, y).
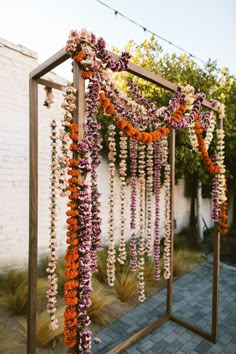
top-left (107, 124), bottom-right (117, 286)
top-left (146, 143), bottom-right (154, 256)
top-left (64, 123), bottom-right (80, 352)
top-left (118, 131), bottom-right (128, 264)
top-left (44, 87), bottom-right (54, 108)
top-left (77, 139), bottom-right (93, 353)
top-left (58, 86), bottom-right (77, 197)
top-left (161, 137), bottom-right (171, 279)
top-left (194, 120), bottom-right (221, 174)
top-left (129, 139), bottom-right (138, 271)
top-left (46, 120), bottom-right (59, 331)
top-left (137, 142), bottom-right (146, 302)
top-left (153, 140), bottom-right (161, 280)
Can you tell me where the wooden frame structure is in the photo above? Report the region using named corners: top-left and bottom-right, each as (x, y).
top-left (28, 48), bottom-right (221, 354)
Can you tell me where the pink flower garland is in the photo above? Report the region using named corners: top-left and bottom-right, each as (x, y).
top-left (146, 143), bottom-right (154, 256)
top-left (153, 140), bottom-right (161, 281)
top-left (118, 132), bottom-right (128, 264)
top-left (46, 120), bottom-right (59, 330)
top-left (107, 125), bottom-right (117, 286)
top-left (137, 142), bottom-right (146, 302)
top-left (162, 137), bottom-right (171, 279)
top-left (129, 139), bottom-right (138, 271)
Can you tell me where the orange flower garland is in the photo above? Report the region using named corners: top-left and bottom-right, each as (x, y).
top-left (194, 121), bottom-right (221, 174)
top-left (64, 122), bottom-right (80, 351)
top-left (99, 92), bottom-right (170, 144)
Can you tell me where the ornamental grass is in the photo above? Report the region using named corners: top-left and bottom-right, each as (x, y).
top-left (88, 279), bottom-right (117, 326)
top-left (173, 249), bottom-right (206, 277)
top-left (0, 269), bottom-right (27, 295)
top-left (114, 266), bottom-right (137, 302)
top-left (0, 278), bottom-right (48, 315)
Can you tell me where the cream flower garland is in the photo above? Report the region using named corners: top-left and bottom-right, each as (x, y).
top-left (161, 137), bottom-right (171, 279)
top-left (118, 132), bottom-right (128, 264)
top-left (205, 111), bottom-right (216, 150)
top-left (58, 86), bottom-right (77, 197)
top-left (216, 128), bottom-right (227, 204)
top-left (146, 143), bottom-right (154, 256)
top-left (46, 120), bottom-right (59, 330)
top-left (107, 125), bottom-right (117, 286)
top-left (137, 142), bottom-right (146, 302)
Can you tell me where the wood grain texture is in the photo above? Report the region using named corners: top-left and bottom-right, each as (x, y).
top-left (37, 78), bottom-right (65, 91)
top-left (27, 78), bottom-right (38, 354)
top-left (106, 314), bottom-right (169, 354)
top-left (170, 315), bottom-right (213, 342)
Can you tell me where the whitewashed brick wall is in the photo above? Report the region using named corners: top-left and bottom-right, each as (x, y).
top-left (0, 38), bottom-right (214, 271)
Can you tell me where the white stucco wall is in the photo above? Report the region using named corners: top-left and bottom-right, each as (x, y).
top-left (0, 38), bottom-right (215, 271)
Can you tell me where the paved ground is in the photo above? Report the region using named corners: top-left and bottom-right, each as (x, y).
top-left (92, 262), bottom-right (236, 354)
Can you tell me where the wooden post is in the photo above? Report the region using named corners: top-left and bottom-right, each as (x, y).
top-left (211, 115), bottom-right (222, 343)
top-left (167, 129), bottom-right (175, 315)
top-left (27, 78), bottom-right (38, 354)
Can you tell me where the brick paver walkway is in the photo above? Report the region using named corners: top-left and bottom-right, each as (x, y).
top-left (92, 262), bottom-right (236, 353)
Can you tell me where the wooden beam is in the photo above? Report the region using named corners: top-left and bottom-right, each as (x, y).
top-left (27, 78), bottom-right (38, 354)
top-left (30, 48), bottom-right (69, 80)
top-left (170, 315), bottom-right (213, 342)
top-left (37, 78), bottom-right (65, 91)
top-left (109, 52), bottom-right (218, 112)
top-left (106, 314), bottom-right (169, 354)
top-left (211, 115), bottom-right (222, 343)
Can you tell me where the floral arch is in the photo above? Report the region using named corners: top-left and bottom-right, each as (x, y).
top-left (28, 29), bottom-right (227, 354)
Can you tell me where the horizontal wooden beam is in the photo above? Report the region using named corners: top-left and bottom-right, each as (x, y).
top-left (37, 78), bottom-right (65, 91)
top-left (106, 314), bottom-right (169, 354)
top-left (30, 46), bottom-right (218, 113)
top-left (170, 315), bottom-right (213, 342)
top-left (30, 48), bottom-right (69, 80)
top-left (109, 52), bottom-right (218, 112)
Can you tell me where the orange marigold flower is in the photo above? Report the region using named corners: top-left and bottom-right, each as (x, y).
top-left (82, 71), bottom-right (93, 79)
top-left (64, 337), bottom-right (77, 348)
top-left (64, 281), bottom-right (79, 291)
top-left (74, 50), bottom-right (85, 62)
top-left (66, 239), bottom-right (78, 246)
top-left (65, 317), bottom-right (78, 328)
top-left (70, 144), bottom-right (78, 151)
top-left (100, 97), bottom-right (111, 109)
top-left (99, 91), bottom-right (106, 100)
top-left (65, 296), bottom-right (78, 306)
top-left (105, 105), bottom-right (115, 115)
top-left (69, 159), bottom-right (79, 167)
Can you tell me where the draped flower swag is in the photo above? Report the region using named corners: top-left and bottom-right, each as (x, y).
top-left (43, 28), bottom-right (228, 353)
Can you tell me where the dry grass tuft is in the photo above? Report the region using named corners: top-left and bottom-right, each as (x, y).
top-left (18, 307), bottom-right (64, 349)
top-left (93, 249), bottom-right (108, 284)
top-left (0, 280), bottom-right (28, 315)
top-left (0, 278), bottom-right (48, 315)
top-left (173, 249), bottom-right (206, 277)
top-left (88, 279), bottom-right (117, 325)
top-left (114, 267), bottom-right (137, 302)
top-left (0, 269), bottom-right (27, 295)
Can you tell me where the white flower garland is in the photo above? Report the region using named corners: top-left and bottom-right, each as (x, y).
top-left (58, 86), bottom-right (76, 197)
top-left (118, 132), bottom-right (128, 264)
top-left (107, 125), bottom-right (117, 286)
top-left (146, 143), bottom-right (154, 256)
top-left (46, 120), bottom-right (59, 330)
top-left (137, 142), bottom-right (146, 302)
top-left (205, 111), bottom-right (216, 150)
top-left (216, 128), bottom-right (227, 205)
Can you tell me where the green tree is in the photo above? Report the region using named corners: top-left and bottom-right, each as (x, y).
top-left (100, 35), bottom-right (236, 236)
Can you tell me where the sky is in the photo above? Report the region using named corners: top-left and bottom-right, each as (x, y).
top-left (0, 0), bottom-right (236, 80)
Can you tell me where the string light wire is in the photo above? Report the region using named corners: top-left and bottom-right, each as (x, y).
top-left (96, 0), bottom-right (212, 67)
